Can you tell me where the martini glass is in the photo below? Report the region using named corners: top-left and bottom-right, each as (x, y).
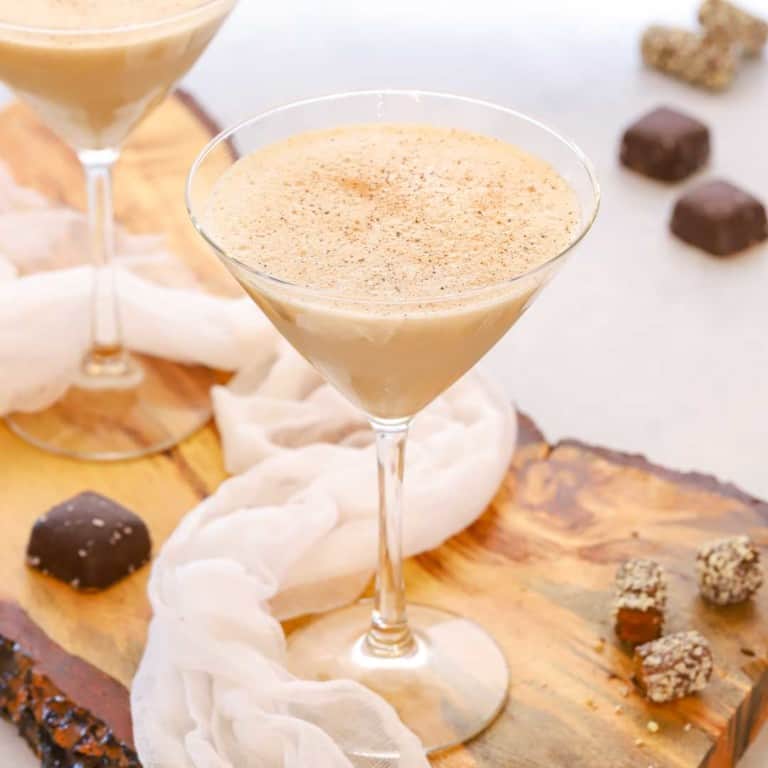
top-left (187, 91), bottom-right (599, 756)
top-left (0, 0), bottom-right (237, 460)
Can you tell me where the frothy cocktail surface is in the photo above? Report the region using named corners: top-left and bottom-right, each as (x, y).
top-left (0, 0), bottom-right (232, 149)
top-left (206, 124), bottom-right (579, 300)
top-left (0, 0), bottom-right (213, 29)
top-left (205, 123), bottom-right (581, 417)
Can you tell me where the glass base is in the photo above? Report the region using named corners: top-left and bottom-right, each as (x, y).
top-left (286, 601), bottom-right (509, 757)
top-left (5, 352), bottom-right (216, 461)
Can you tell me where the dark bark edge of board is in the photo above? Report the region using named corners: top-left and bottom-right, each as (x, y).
top-left (0, 600), bottom-right (139, 767)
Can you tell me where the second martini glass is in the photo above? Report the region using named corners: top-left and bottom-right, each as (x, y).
top-left (188, 91), bottom-right (599, 756)
top-left (0, 0), bottom-right (237, 460)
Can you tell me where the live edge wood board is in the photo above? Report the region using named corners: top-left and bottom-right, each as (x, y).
top-left (1, 94), bottom-right (767, 768)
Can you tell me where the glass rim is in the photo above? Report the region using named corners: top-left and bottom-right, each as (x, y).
top-left (0, 0), bottom-right (234, 37)
top-left (186, 89), bottom-right (601, 306)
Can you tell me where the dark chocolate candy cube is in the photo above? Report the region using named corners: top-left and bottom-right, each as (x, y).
top-left (671, 179), bottom-right (768, 256)
top-left (26, 491), bottom-right (151, 591)
top-left (620, 107), bottom-right (710, 182)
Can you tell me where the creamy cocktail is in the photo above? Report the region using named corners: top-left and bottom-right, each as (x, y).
top-left (204, 123), bottom-right (579, 418)
top-left (188, 91), bottom-right (599, 756)
top-left (0, 0), bottom-right (233, 149)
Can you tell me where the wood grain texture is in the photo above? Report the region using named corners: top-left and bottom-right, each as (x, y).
top-left (424, 419), bottom-right (768, 768)
top-left (1, 96), bottom-right (768, 768)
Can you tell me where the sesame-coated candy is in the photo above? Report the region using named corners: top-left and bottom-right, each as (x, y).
top-left (697, 535), bottom-right (763, 605)
top-left (641, 25), bottom-right (737, 90)
top-left (634, 631), bottom-right (713, 703)
top-left (614, 559), bottom-right (667, 645)
top-left (699, 0), bottom-right (768, 58)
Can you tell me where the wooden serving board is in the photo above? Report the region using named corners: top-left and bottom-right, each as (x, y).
top-left (1, 94), bottom-right (767, 768)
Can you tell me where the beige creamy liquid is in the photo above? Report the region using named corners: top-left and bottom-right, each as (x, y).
top-left (0, 0), bottom-right (233, 149)
top-left (206, 124), bottom-right (580, 418)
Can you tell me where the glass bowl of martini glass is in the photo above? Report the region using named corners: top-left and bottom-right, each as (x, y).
top-left (0, 0), bottom-right (237, 460)
top-left (187, 90), bottom-right (599, 757)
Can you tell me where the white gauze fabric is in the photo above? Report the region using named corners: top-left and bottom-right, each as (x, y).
top-left (0, 162), bottom-right (517, 767)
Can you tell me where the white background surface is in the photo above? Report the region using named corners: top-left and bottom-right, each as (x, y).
top-left (2, 0), bottom-right (768, 765)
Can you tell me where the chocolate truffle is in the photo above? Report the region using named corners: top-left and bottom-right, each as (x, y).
top-left (671, 179), bottom-right (768, 255)
top-left (634, 631), bottom-right (714, 703)
top-left (614, 559), bottom-right (667, 646)
top-left (620, 107), bottom-right (710, 182)
top-left (26, 491), bottom-right (151, 591)
top-left (697, 535), bottom-right (763, 605)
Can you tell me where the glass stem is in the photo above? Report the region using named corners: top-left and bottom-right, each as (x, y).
top-left (79, 148), bottom-right (129, 378)
top-left (367, 417), bottom-right (416, 657)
